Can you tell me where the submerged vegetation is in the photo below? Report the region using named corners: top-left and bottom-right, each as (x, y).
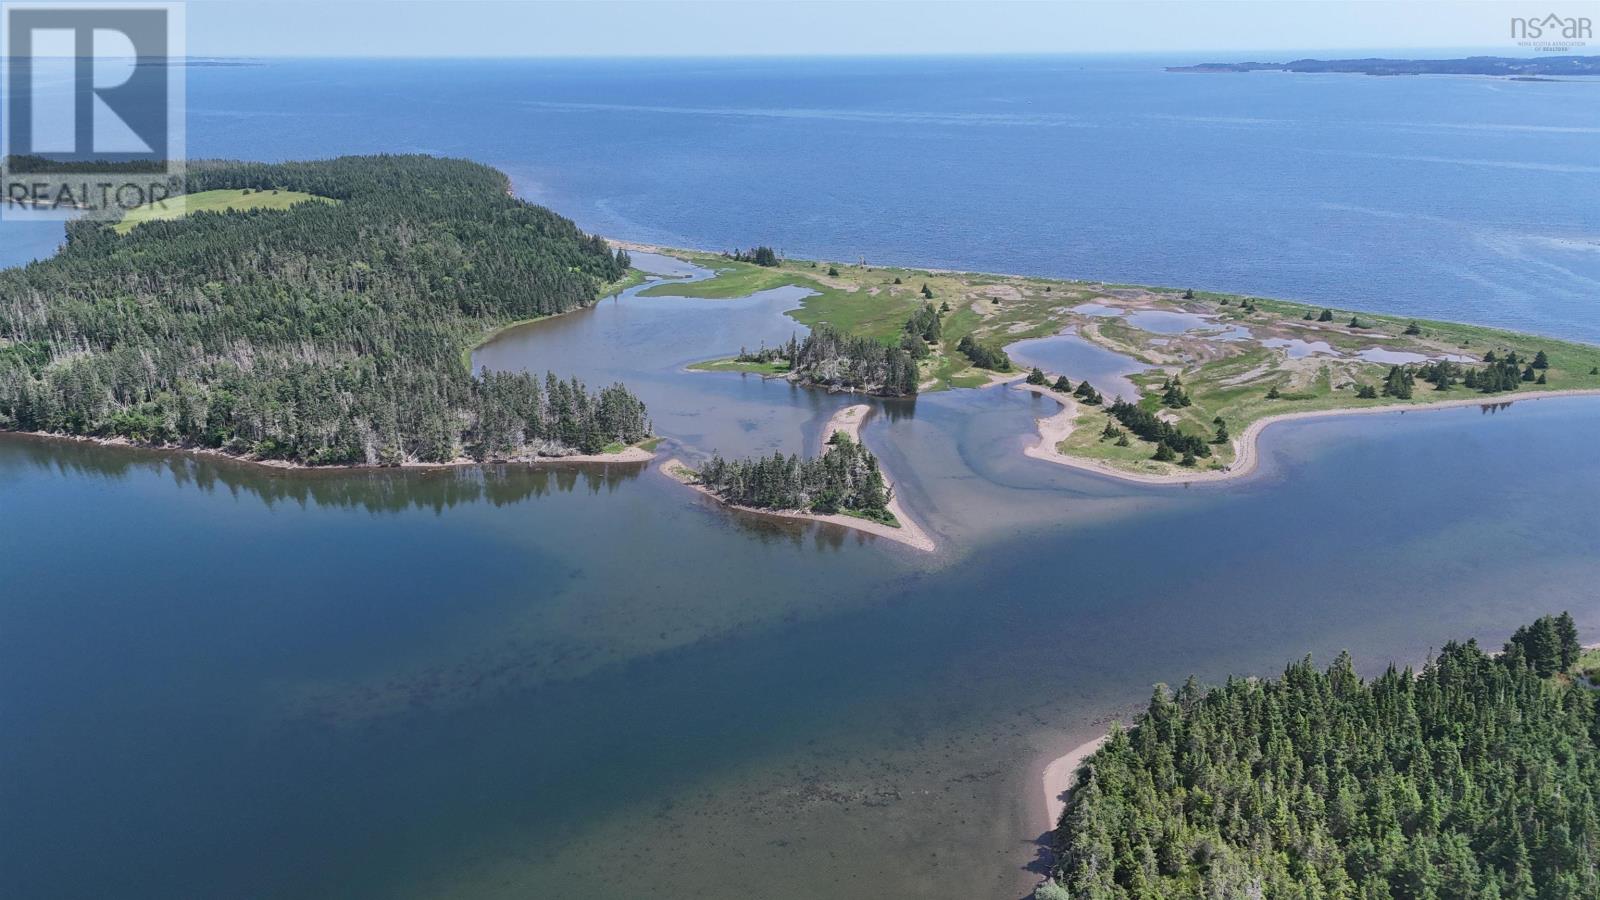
top-left (692, 431), bottom-right (895, 523)
top-left (0, 155), bottom-right (649, 464)
top-left (1040, 613), bottom-right (1599, 899)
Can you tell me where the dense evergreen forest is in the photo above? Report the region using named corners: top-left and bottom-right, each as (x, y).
top-left (692, 431), bottom-right (895, 523)
top-left (0, 155), bottom-right (650, 464)
top-left (1040, 613), bottom-right (1598, 900)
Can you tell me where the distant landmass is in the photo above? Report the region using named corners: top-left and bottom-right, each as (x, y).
top-left (1168, 55), bottom-right (1600, 78)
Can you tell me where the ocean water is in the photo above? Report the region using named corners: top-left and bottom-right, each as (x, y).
top-left (3, 56), bottom-right (1600, 900)
top-left (11, 55), bottom-right (1598, 337)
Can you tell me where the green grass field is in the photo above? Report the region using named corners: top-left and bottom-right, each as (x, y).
top-left (115, 189), bottom-right (335, 234)
top-left (686, 357), bottom-right (791, 375)
top-left (1579, 647), bottom-right (1600, 685)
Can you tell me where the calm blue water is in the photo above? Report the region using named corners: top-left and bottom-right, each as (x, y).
top-left (5, 57), bottom-right (1600, 339)
top-left (10, 56), bottom-right (1597, 338)
top-left (4, 57), bottom-right (1600, 900)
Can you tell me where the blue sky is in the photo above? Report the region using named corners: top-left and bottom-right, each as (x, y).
top-left (184, 1), bottom-right (1555, 58)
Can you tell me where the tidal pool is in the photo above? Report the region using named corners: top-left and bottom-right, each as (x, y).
top-left (1005, 330), bottom-right (1149, 402)
top-left (1356, 346), bottom-right (1476, 365)
top-left (1122, 309), bottom-right (1217, 334)
top-left (1263, 337), bottom-right (1340, 358)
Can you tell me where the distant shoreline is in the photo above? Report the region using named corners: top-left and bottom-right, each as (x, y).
top-left (1167, 56), bottom-right (1600, 78)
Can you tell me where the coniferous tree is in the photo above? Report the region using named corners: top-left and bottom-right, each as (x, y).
top-left (0, 156), bottom-right (649, 465)
top-left (1382, 365), bottom-right (1415, 399)
top-left (1107, 399), bottom-right (1210, 458)
top-left (956, 336), bottom-right (1012, 372)
top-left (1044, 616), bottom-right (1600, 900)
top-left (771, 324), bottom-right (919, 397)
top-left (903, 303), bottom-right (942, 343)
top-left (694, 432), bottom-right (896, 523)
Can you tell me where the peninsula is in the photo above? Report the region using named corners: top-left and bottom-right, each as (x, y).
top-left (627, 243), bottom-right (1600, 484)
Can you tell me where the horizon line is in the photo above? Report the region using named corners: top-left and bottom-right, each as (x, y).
top-left (2, 47), bottom-right (1584, 62)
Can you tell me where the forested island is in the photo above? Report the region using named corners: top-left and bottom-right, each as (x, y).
top-left (1168, 55), bottom-right (1600, 77)
top-left (1037, 614), bottom-right (1599, 899)
top-left (690, 431), bottom-right (896, 525)
top-left (0, 156), bottom-right (650, 465)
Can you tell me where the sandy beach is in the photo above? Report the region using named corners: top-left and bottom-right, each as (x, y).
top-left (1019, 729), bottom-right (1113, 896)
top-left (1012, 380), bottom-right (1081, 464)
top-left (1013, 382), bottom-right (1600, 486)
top-left (660, 404), bottom-right (936, 552)
top-left (821, 402), bottom-right (870, 443)
top-left (1039, 733), bottom-right (1112, 832)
